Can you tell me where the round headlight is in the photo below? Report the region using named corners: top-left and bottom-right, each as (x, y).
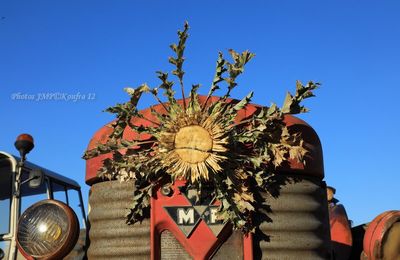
top-left (17, 199), bottom-right (79, 260)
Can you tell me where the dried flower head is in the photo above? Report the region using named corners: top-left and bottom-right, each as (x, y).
top-left (83, 22), bottom-right (319, 233)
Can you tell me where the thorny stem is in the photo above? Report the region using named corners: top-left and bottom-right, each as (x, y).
top-left (180, 78), bottom-right (187, 111)
top-left (202, 95), bottom-right (212, 112)
top-left (150, 92), bottom-right (170, 113)
top-left (132, 140), bottom-right (156, 146)
top-left (202, 53), bottom-right (226, 112)
top-left (87, 22), bottom-right (319, 235)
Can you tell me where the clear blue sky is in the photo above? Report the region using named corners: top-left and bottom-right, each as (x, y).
top-left (1, 1), bottom-right (399, 226)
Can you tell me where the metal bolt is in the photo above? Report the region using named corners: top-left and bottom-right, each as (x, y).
top-left (161, 185), bottom-right (172, 196)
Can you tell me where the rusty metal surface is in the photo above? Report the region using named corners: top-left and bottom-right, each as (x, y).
top-left (151, 180), bottom-right (249, 259)
top-left (254, 176), bottom-right (332, 260)
top-left (382, 222), bottom-right (400, 260)
top-left (160, 230), bottom-right (191, 260)
top-left (281, 115), bottom-right (324, 178)
top-left (158, 219), bottom-right (245, 260)
top-left (87, 180), bottom-right (151, 260)
top-left (85, 96), bottom-right (324, 184)
top-left (86, 178), bottom-right (331, 260)
top-left (363, 210), bottom-right (400, 260)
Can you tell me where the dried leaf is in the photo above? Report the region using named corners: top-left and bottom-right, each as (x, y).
top-left (82, 22), bottom-right (319, 235)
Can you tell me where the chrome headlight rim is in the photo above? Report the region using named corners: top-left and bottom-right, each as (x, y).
top-left (16, 199), bottom-right (79, 260)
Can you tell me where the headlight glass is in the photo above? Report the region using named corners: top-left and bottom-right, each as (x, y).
top-left (17, 200), bottom-right (79, 259)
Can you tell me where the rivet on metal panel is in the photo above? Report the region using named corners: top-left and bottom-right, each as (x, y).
top-left (161, 185), bottom-right (173, 197)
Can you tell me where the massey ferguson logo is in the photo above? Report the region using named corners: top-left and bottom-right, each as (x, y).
top-left (164, 187), bottom-right (225, 237)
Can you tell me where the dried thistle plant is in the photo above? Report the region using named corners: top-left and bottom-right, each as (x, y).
top-left (83, 22), bottom-right (319, 233)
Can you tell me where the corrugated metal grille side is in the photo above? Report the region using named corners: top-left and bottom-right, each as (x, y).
top-left (88, 181), bottom-right (150, 260)
top-left (254, 176), bottom-right (331, 260)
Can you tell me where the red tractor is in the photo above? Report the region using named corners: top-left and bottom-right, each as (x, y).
top-left (1, 100), bottom-right (399, 259)
top-left (83, 97), bottom-right (400, 260)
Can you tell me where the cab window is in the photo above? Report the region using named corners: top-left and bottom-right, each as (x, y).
top-left (20, 169), bottom-right (48, 214)
top-left (0, 163), bottom-right (12, 235)
top-left (51, 180), bottom-right (67, 202)
top-left (0, 240), bottom-right (10, 259)
top-left (50, 180), bottom-right (86, 228)
top-left (67, 188), bottom-right (86, 228)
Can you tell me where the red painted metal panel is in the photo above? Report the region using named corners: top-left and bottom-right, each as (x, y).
top-left (150, 180), bottom-right (252, 260)
top-left (84, 96), bottom-right (326, 259)
top-left (329, 204), bottom-right (352, 260)
top-left (85, 96), bottom-right (324, 185)
top-left (363, 210), bottom-right (400, 260)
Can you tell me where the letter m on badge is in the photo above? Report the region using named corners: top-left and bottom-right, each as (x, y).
top-left (164, 206), bottom-right (201, 237)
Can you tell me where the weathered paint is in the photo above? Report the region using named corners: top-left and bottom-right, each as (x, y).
top-left (85, 96), bottom-right (328, 259)
top-left (87, 177), bottom-right (331, 260)
top-left (329, 204), bottom-right (352, 259)
top-left (150, 180), bottom-right (252, 260)
top-left (362, 210), bottom-right (400, 260)
top-left (85, 96), bottom-right (324, 185)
